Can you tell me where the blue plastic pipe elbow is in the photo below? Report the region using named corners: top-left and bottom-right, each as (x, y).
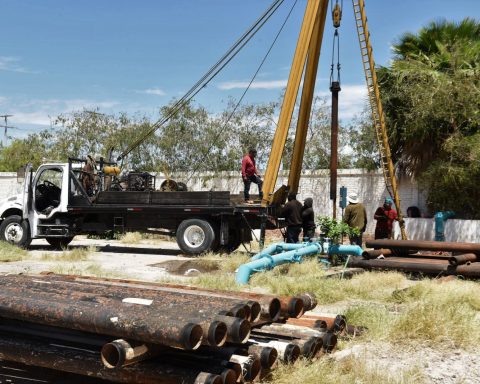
top-left (236, 243), bottom-right (321, 284)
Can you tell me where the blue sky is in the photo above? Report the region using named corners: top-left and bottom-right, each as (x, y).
top-left (0, 0), bottom-right (478, 140)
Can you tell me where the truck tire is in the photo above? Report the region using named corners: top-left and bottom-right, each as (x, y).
top-left (176, 219), bottom-right (216, 255)
top-left (46, 237), bottom-right (74, 249)
top-left (0, 215), bottom-right (31, 248)
top-left (217, 229), bottom-right (242, 254)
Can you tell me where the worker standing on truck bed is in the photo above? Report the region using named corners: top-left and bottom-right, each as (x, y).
top-left (242, 149), bottom-right (263, 203)
top-left (281, 193), bottom-right (303, 243)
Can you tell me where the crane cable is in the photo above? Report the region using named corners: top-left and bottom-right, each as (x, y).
top-left (329, 0), bottom-right (342, 86)
top-left (186, 0), bottom-right (299, 182)
top-left (117, 0), bottom-right (285, 162)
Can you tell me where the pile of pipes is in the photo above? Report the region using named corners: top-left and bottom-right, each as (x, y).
top-left (0, 274), bottom-right (347, 384)
top-left (348, 239), bottom-right (480, 278)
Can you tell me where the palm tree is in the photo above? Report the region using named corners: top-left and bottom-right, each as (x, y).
top-left (377, 18), bottom-right (480, 177)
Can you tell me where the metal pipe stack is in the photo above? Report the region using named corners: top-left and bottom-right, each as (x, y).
top-left (350, 239), bottom-right (480, 278)
top-left (0, 273), bottom-right (351, 383)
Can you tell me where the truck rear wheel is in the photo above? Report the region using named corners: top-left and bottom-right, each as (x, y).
top-left (0, 215), bottom-right (31, 248)
top-left (46, 237), bottom-right (74, 249)
top-left (176, 219), bottom-right (216, 255)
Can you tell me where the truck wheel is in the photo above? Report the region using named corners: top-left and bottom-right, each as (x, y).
top-left (221, 231), bottom-right (242, 253)
top-left (0, 215), bottom-right (31, 248)
top-left (176, 219), bottom-right (216, 255)
top-left (46, 237), bottom-right (74, 249)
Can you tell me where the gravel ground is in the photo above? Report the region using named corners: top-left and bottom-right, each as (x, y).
top-left (333, 341), bottom-right (480, 384)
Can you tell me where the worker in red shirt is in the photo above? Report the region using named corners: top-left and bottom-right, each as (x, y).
top-left (242, 149), bottom-right (263, 202)
top-left (374, 197), bottom-right (398, 239)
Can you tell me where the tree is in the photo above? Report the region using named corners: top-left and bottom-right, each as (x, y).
top-left (375, 18), bottom-right (480, 217)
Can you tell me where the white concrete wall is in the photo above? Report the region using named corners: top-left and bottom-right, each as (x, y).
top-left (170, 169), bottom-right (426, 235)
top-left (3, 169), bottom-right (476, 241)
top-left (394, 218), bottom-right (480, 243)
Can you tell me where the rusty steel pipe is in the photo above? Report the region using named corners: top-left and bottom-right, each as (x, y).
top-left (229, 354), bottom-right (261, 382)
top-left (296, 313), bottom-right (347, 334)
top-left (0, 333), bottom-right (222, 384)
top-left (286, 318), bottom-right (328, 331)
top-left (0, 277), bottom-right (251, 346)
top-left (0, 287), bottom-right (204, 350)
top-left (39, 273), bottom-right (285, 321)
top-left (0, 282), bottom-right (225, 347)
top-left (448, 253), bottom-right (478, 266)
top-left (248, 338), bottom-right (300, 363)
top-left (2, 275), bottom-right (252, 321)
top-left (246, 344), bottom-right (278, 369)
top-left (101, 339), bottom-right (159, 369)
top-left (38, 274), bottom-right (264, 322)
top-left (298, 292), bottom-right (317, 311)
top-left (347, 256), bottom-right (480, 277)
top-left (251, 324), bottom-right (338, 352)
top-left (366, 239), bottom-right (480, 254)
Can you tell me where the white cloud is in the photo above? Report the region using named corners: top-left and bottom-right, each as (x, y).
top-left (218, 79), bottom-right (288, 90)
top-left (137, 88), bottom-right (166, 96)
top-left (0, 56), bottom-right (35, 73)
top-left (6, 98), bottom-right (120, 126)
top-left (316, 84), bottom-right (368, 119)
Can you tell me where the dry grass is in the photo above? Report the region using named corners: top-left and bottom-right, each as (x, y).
top-left (41, 246), bottom-right (97, 262)
top-left (190, 253), bottom-right (480, 348)
top-left (120, 232), bottom-right (173, 244)
top-left (268, 357), bottom-right (425, 384)
top-left (0, 241), bottom-right (28, 262)
top-left (46, 263), bottom-right (121, 278)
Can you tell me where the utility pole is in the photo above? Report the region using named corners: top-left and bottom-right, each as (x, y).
top-left (0, 115), bottom-right (15, 146)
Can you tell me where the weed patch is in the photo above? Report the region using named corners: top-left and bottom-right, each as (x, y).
top-left (41, 246), bottom-right (97, 262)
top-left (0, 241), bottom-right (28, 262)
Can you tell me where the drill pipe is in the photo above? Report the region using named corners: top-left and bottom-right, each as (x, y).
top-left (248, 338), bottom-right (300, 363)
top-left (0, 282), bottom-right (226, 347)
top-left (0, 275), bottom-right (251, 320)
top-left (448, 253), bottom-right (478, 266)
top-left (0, 317), bottom-right (108, 348)
top-left (0, 333), bottom-right (222, 384)
top-left (39, 273), bottom-right (289, 321)
top-left (0, 287), bottom-right (204, 350)
top-left (347, 256), bottom-right (480, 277)
top-left (0, 278), bottom-right (254, 346)
top-left (365, 239), bottom-right (480, 255)
top-left (285, 318), bottom-right (328, 331)
top-left (39, 274), bottom-right (266, 322)
top-left (294, 313), bottom-right (347, 334)
top-left (101, 339), bottom-right (159, 369)
top-left (251, 324), bottom-right (338, 352)
top-left (199, 344), bottom-right (278, 370)
top-left (249, 331), bottom-right (320, 357)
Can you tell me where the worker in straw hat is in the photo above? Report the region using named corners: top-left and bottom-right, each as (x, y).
top-left (343, 192), bottom-right (367, 247)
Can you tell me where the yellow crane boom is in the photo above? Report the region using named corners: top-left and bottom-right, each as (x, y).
top-left (261, 0), bottom-right (407, 240)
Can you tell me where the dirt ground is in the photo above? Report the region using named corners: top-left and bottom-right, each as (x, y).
top-left (2, 236), bottom-right (479, 384)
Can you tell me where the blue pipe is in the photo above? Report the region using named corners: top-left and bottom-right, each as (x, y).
top-left (236, 243), bottom-right (322, 284)
top-left (236, 242), bottom-right (364, 284)
top-left (251, 243), bottom-right (310, 261)
top-left (327, 244), bottom-right (363, 257)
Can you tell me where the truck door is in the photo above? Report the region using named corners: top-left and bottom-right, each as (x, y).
top-left (21, 164), bottom-right (33, 220)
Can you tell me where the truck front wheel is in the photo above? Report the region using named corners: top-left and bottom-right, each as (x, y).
top-left (176, 219), bottom-right (216, 255)
top-left (0, 215), bottom-right (31, 248)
